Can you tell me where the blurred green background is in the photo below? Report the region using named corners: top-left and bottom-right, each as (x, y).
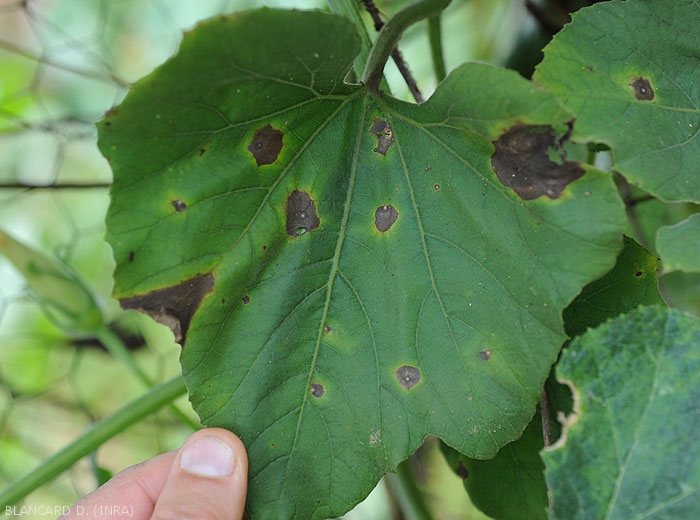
top-left (9, 1), bottom-right (693, 519)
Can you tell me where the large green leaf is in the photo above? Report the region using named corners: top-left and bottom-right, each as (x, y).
top-left (544, 306), bottom-right (700, 519)
top-left (98, 9), bottom-right (625, 519)
top-left (534, 0), bottom-right (700, 203)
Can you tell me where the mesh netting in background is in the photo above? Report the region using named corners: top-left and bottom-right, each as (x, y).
top-left (0, 0), bottom-right (320, 515)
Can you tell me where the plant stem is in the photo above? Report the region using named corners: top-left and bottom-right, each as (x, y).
top-left (362, 0), bottom-right (452, 93)
top-left (428, 15), bottom-right (446, 83)
top-left (0, 375), bottom-right (188, 508)
top-left (96, 326), bottom-right (199, 430)
top-left (385, 458), bottom-right (436, 520)
top-left (540, 387), bottom-right (552, 447)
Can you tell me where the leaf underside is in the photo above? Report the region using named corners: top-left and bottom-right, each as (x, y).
top-left (98, 9), bottom-right (625, 519)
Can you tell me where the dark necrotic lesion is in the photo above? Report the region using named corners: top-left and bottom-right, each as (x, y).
top-left (630, 77), bottom-right (654, 101)
top-left (395, 365), bottom-right (421, 389)
top-left (285, 190), bottom-right (320, 236)
top-left (375, 205), bottom-right (398, 232)
top-left (248, 124), bottom-right (284, 165)
top-left (491, 123), bottom-right (584, 200)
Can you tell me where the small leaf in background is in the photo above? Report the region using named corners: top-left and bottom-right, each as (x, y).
top-left (98, 9), bottom-right (626, 519)
top-left (657, 213), bottom-right (700, 273)
top-left (534, 0), bottom-right (700, 202)
top-left (544, 306), bottom-right (700, 519)
top-left (564, 236), bottom-right (664, 338)
top-left (442, 413), bottom-right (548, 520)
top-left (0, 229), bottom-right (103, 335)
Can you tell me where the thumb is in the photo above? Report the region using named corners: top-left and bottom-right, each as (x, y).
top-left (150, 428), bottom-right (248, 520)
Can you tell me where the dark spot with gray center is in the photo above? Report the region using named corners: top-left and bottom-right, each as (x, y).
top-left (491, 123), bottom-right (584, 200)
top-left (172, 199), bottom-right (186, 212)
top-left (370, 119), bottom-right (394, 155)
top-left (310, 383), bottom-right (325, 398)
top-left (242, 295), bottom-right (250, 304)
top-left (119, 273), bottom-right (214, 345)
top-left (324, 326), bottom-right (332, 334)
top-left (248, 124), bottom-right (284, 166)
top-left (395, 365), bottom-right (421, 390)
top-left (286, 190), bottom-right (320, 237)
top-left (478, 349), bottom-right (491, 361)
top-left (635, 270), bottom-right (643, 277)
top-left (375, 205), bottom-right (398, 232)
top-left (630, 77), bottom-right (654, 101)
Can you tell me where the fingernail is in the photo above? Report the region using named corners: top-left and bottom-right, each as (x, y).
top-left (180, 436), bottom-right (235, 477)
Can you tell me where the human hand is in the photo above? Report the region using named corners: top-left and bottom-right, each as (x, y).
top-left (60, 428), bottom-right (248, 520)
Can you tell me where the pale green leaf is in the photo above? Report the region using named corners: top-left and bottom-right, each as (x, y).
top-left (544, 306), bottom-right (700, 519)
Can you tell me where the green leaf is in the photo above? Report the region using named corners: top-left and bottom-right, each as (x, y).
top-left (442, 413), bottom-right (548, 520)
top-left (98, 9), bottom-right (625, 519)
top-left (544, 306), bottom-right (700, 519)
top-left (657, 213), bottom-right (700, 273)
top-left (564, 236), bottom-right (665, 338)
top-left (534, 0), bottom-right (700, 203)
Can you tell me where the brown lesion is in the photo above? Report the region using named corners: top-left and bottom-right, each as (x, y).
top-left (630, 76), bottom-right (654, 101)
top-left (375, 205), bottom-right (398, 232)
top-left (248, 124), bottom-right (284, 166)
top-left (310, 383), bottom-right (325, 398)
top-left (285, 190), bottom-right (320, 237)
top-left (119, 273), bottom-right (215, 344)
top-left (491, 123), bottom-right (585, 200)
top-left (395, 365), bottom-right (421, 390)
top-left (370, 119), bottom-right (394, 155)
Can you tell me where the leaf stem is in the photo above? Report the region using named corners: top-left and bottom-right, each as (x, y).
top-left (385, 458), bottom-right (436, 520)
top-left (0, 375), bottom-right (188, 508)
top-left (361, 0), bottom-right (452, 93)
top-left (540, 387), bottom-right (552, 447)
top-left (428, 15), bottom-right (446, 83)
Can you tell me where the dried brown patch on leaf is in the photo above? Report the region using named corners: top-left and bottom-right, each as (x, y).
top-left (310, 383), bottom-right (325, 398)
top-left (248, 124), bottom-right (284, 165)
top-left (395, 365), bottom-right (421, 390)
top-left (120, 273), bottom-right (214, 344)
top-left (491, 123), bottom-right (584, 200)
top-left (370, 119), bottom-right (394, 155)
top-left (478, 349), bottom-right (491, 361)
top-left (375, 205), bottom-right (398, 232)
top-left (630, 77), bottom-right (654, 101)
top-left (286, 190), bottom-right (320, 237)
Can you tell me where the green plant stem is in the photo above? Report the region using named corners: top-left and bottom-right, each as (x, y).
top-left (428, 15), bottom-right (446, 83)
top-left (362, 0), bottom-right (452, 92)
top-left (0, 375), bottom-right (188, 508)
top-left (385, 459), bottom-right (436, 520)
top-left (96, 326), bottom-right (199, 430)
